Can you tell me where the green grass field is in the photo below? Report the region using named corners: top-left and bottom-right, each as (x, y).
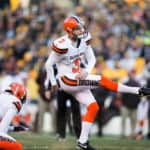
top-left (11, 132), bottom-right (150, 150)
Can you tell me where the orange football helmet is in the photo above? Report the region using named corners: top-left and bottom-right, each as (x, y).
top-left (63, 16), bottom-right (87, 39)
top-left (5, 82), bottom-right (27, 104)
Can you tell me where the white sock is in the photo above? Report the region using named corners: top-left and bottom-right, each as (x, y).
top-left (78, 121), bottom-right (92, 144)
top-left (118, 83), bottom-right (140, 94)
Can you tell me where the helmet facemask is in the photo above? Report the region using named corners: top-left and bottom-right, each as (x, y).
top-left (72, 24), bottom-right (87, 39)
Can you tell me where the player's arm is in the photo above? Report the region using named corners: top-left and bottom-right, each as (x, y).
top-left (84, 45), bottom-right (96, 73)
top-left (82, 33), bottom-right (96, 73)
top-left (45, 39), bottom-right (66, 89)
top-left (44, 51), bottom-right (59, 88)
top-left (0, 105), bottom-right (18, 133)
top-left (44, 51), bottom-right (58, 99)
top-left (45, 38), bottom-right (68, 96)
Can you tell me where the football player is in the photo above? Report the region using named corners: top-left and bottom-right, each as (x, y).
top-left (0, 82), bottom-right (27, 150)
top-left (44, 16), bottom-right (150, 150)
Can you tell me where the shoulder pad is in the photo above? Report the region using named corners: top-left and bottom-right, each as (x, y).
top-left (51, 36), bottom-right (68, 54)
top-left (84, 32), bottom-right (92, 45)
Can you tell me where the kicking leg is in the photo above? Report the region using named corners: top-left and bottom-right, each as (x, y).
top-left (100, 76), bottom-right (139, 94)
top-left (60, 75), bottom-right (150, 96)
top-left (100, 76), bottom-right (150, 96)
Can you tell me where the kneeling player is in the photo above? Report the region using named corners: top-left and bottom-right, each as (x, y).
top-left (0, 82), bottom-right (27, 150)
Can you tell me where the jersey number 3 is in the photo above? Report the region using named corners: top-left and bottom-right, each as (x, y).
top-left (72, 58), bottom-right (80, 73)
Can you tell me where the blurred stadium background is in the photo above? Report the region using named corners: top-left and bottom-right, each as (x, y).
top-left (0, 0), bottom-right (150, 149)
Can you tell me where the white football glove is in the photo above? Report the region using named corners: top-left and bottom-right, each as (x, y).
top-left (75, 69), bottom-right (88, 80)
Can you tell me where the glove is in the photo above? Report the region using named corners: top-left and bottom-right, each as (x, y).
top-left (75, 69), bottom-right (88, 80)
top-left (44, 90), bottom-right (51, 100)
top-left (45, 85), bottom-right (58, 100)
top-left (13, 125), bottom-right (29, 132)
top-left (51, 85), bottom-right (59, 98)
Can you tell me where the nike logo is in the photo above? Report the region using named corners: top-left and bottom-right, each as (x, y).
top-left (78, 143), bottom-right (87, 148)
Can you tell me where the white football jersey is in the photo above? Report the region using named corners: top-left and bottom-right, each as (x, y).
top-left (0, 92), bottom-right (22, 133)
top-left (45, 33), bottom-right (96, 87)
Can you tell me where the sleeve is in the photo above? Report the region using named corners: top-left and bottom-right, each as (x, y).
top-left (84, 46), bottom-right (96, 73)
top-left (0, 105), bottom-right (17, 133)
top-left (44, 51), bottom-right (60, 88)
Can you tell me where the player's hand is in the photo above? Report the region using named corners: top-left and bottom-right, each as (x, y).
top-left (51, 85), bottom-right (59, 98)
top-left (44, 90), bottom-right (51, 100)
top-left (14, 125), bottom-right (29, 132)
top-left (75, 69), bottom-right (88, 80)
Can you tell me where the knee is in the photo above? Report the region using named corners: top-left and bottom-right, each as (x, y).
top-left (82, 102), bottom-right (99, 122)
top-left (88, 102), bottom-right (99, 114)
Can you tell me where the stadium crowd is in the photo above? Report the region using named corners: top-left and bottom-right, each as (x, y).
top-left (0, 0), bottom-right (150, 140)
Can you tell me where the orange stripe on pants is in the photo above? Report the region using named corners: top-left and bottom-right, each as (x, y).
top-left (100, 76), bottom-right (118, 92)
top-left (82, 102), bottom-right (99, 123)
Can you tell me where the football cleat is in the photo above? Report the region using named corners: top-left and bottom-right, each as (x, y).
top-left (76, 141), bottom-right (97, 150)
top-left (138, 87), bottom-right (150, 97)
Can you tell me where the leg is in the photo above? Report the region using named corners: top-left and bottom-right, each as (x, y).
top-left (130, 109), bottom-right (137, 138)
top-left (56, 90), bottom-right (67, 139)
top-left (60, 74), bottom-right (141, 95)
top-left (101, 76), bottom-right (150, 96)
top-left (49, 99), bottom-right (57, 133)
top-left (70, 96), bottom-right (81, 139)
top-left (74, 90), bottom-right (99, 150)
top-left (136, 99), bottom-right (149, 139)
top-left (37, 96), bottom-right (47, 133)
top-left (120, 106), bottom-right (128, 137)
top-left (100, 76), bottom-right (140, 94)
top-left (95, 105), bottom-right (104, 137)
top-left (92, 87), bottom-right (108, 137)
top-left (66, 102), bottom-right (74, 135)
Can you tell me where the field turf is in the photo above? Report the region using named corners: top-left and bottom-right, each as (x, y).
top-left (11, 132), bottom-right (150, 150)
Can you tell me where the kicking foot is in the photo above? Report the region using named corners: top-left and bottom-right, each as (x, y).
top-left (139, 87), bottom-right (150, 97)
